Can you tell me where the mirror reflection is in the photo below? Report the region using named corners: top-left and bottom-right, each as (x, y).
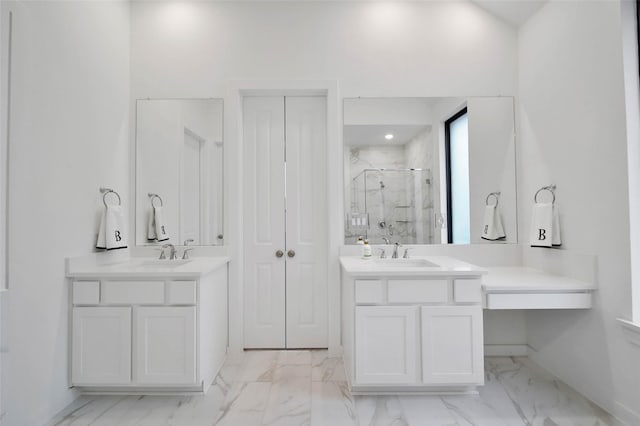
top-left (343, 97), bottom-right (516, 245)
top-left (135, 99), bottom-right (224, 246)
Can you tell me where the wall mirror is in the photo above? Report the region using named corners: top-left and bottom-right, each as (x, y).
top-left (135, 99), bottom-right (224, 246)
top-left (343, 97), bottom-right (516, 245)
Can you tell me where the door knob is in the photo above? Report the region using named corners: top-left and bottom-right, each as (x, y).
top-left (275, 250), bottom-right (284, 258)
top-left (287, 250), bottom-right (296, 258)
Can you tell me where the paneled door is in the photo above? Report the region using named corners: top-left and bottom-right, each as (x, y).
top-left (243, 96), bottom-right (328, 349)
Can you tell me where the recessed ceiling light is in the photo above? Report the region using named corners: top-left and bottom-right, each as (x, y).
top-left (384, 134), bottom-right (394, 140)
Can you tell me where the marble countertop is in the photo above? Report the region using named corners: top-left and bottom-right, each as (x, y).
top-left (66, 256), bottom-right (230, 279)
top-left (339, 255), bottom-right (486, 277)
top-left (482, 267), bottom-right (596, 293)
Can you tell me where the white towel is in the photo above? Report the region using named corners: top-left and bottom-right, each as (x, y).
top-left (147, 206), bottom-right (170, 242)
top-left (147, 209), bottom-right (157, 240)
top-left (552, 204), bottom-right (561, 246)
top-left (481, 205), bottom-right (506, 241)
top-left (529, 203), bottom-right (553, 247)
top-left (96, 205), bottom-right (128, 250)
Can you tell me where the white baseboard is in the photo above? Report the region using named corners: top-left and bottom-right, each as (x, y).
top-left (615, 401), bottom-right (640, 426)
top-left (484, 344), bottom-right (530, 356)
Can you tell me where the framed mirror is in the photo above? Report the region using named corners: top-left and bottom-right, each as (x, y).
top-left (343, 97), bottom-right (516, 245)
top-left (135, 98), bottom-right (224, 246)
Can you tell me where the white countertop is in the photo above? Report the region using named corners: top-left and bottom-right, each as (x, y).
top-left (66, 256), bottom-right (230, 279)
top-left (482, 267), bottom-right (596, 293)
top-left (339, 255), bottom-right (486, 277)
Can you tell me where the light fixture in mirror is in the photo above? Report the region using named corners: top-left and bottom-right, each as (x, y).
top-left (343, 97), bottom-right (516, 245)
top-left (135, 99), bottom-right (224, 246)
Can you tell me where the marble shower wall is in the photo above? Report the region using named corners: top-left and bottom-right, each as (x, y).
top-left (345, 130), bottom-right (435, 244)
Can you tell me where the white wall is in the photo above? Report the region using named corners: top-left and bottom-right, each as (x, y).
top-left (131, 0), bottom-right (519, 355)
top-left (131, 1), bottom-right (517, 99)
top-left (518, 0), bottom-right (640, 422)
top-left (3, 1), bottom-right (130, 424)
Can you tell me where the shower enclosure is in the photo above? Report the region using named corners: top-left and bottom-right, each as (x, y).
top-left (347, 168), bottom-right (433, 244)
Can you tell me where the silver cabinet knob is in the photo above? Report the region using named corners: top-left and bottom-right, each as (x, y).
top-left (287, 250), bottom-right (296, 258)
top-left (275, 250), bottom-right (284, 258)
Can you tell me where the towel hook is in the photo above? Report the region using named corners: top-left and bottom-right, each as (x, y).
top-left (100, 187), bottom-right (121, 208)
top-left (148, 193), bottom-right (164, 208)
top-left (486, 191), bottom-right (501, 207)
top-left (534, 184), bottom-right (556, 204)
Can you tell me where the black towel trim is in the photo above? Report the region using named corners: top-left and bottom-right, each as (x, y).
top-left (481, 236), bottom-right (506, 241)
top-left (157, 237), bottom-right (170, 242)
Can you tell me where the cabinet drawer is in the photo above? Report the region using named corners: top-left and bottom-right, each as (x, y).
top-left (102, 281), bottom-right (165, 305)
top-left (167, 281), bottom-right (197, 305)
top-left (73, 281), bottom-right (100, 305)
top-left (355, 280), bottom-right (384, 304)
top-left (454, 279), bottom-right (482, 303)
top-left (388, 279), bottom-right (448, 303)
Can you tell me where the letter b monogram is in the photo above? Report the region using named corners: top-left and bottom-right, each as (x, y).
top-left (538, 229), bottom-right (546, 241)
top-left (114, 230), bottom-right (122, 242)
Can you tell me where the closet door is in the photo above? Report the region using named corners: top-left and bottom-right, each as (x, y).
top-left (243, 97), bottom-right (287, 348)
top-left (285, 97), bottom-right (328, 348)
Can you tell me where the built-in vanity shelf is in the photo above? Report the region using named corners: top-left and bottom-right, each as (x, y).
top-left (340, 256), bottom-right (486, 395)
top-left (482, 267), bottom-right (595, 310)
top-left (66, 255), bottom-right (229, 394)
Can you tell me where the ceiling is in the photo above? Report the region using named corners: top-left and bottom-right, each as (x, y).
top-left (470, 0), bottom-right (547, 27)
top-left (344, 124), bottom-right (432, 147)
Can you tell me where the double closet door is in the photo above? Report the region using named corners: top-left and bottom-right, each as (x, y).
top-left (243, 96), bottom-right (328, 349)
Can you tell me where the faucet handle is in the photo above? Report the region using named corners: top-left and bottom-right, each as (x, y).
top-left (155, 247), bottom-right (166, 260)
top-left (378, 248), bottom-right (386, 259)
top-left (182, 248), bottom-right (194, 260)
top-left (403, 248), bottom-right (411, 259)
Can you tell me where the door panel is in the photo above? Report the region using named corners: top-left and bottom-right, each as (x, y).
top-left (285, 97), bottom-right (328, 348)
top-left (181, 130), bottom-right (201, 244)
top-left (243, 96), bottom-right (286, 348)
top-left (243, 96), bottom-right (327, 349)
top-left (421, 305), bottom-right (484, 385)
top-left (355, 306), bottom-right (418, 384)
top-left (72, 307), bottom-right (131, 385)
top-left (134, 307), bottom-right (196, 385)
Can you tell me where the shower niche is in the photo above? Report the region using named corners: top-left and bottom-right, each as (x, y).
top-left (348, 168), bottom-right (433, 244)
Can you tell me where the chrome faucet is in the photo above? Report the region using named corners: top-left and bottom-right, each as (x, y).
top-left (392, 242), bottom-right (402, 259)
top-left (182, 239), bottom-right (195, 260)
top-left (162, 243), bottom-right (178, 260)
top-left (403, 248), bottom-right (411, 259)
top-left (378, 248), bottom-right (387, 259)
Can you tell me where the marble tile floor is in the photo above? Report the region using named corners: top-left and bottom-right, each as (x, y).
top-left (49, 351), bottom-right (620, 426)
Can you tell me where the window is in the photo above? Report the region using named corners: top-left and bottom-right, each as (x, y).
top-left (445, 108), bottom-right (470, 244)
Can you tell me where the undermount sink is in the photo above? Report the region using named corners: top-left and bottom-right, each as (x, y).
top-left (372, 258), bottom-right (439, 268)
top-left (136, 259), bottom-right (192, 269)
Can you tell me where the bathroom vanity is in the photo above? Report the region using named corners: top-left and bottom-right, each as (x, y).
top-left (66, 255), bottom-right (229, 394)
top-left (340, 256), bottom-right (486, 394)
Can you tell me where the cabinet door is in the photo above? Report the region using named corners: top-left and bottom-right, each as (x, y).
top-left (421, 305), bottom-right (484, 385)
top-left (72, 307), bottom-right (131, 385)
top-left (134, 307), bottom-right (196, 385)
top-left (355, 306), bottom-right (418, 384)
top-left (242, 96), bottom-right (287, 349)
top-left (285, 97), bottom-right (328, 348)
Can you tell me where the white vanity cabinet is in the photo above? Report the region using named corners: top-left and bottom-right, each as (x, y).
top-left (340, 256), bottom-right (485, 394)
top-left (67, 258), bottom-right (229, 394)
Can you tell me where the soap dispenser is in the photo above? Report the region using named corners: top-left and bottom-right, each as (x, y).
top-left (362, 239), bottom-right (372, 259)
